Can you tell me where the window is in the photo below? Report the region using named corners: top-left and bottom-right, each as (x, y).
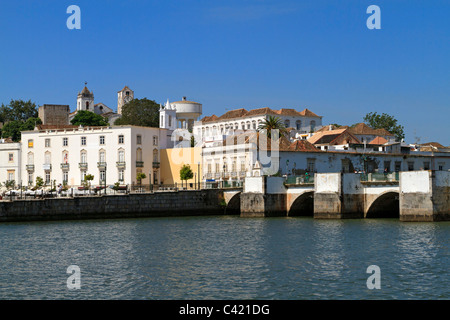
top-left (307, 158), bottom-right (316, 172)
top-left (152, 149), bottom-right (158, 162)
top-left (81, 136), bottom-right (86, 146)
top-left (207, 163), bottom-right (212, 173)
top-left (310, 120), bottom-right (316, 132)
top-left (45, 138), bottom-right (51, 148)
top-left (423, 162), bottom-right (430, 170)
top-left (296, 120), bottom-right (302, 130)
top-left (99, 150), bottom-right (106, 163)
top-left (86, 101), bottom-right (89, 109)
top-left (137, 135), bottom-right (142, 145)
top-left (284, 120), bottom-right (290, 128)
top-left (99, 136), bottom-right (105, 145)
top-left (241, 161), bottom-right (245, 172)
top-left (118, 135), bottom-right (124, 144)
top-left (136, 148), bottom-right (143, 162)
top-left (407, 161), bottom-right (414, 171)
top-left (118, 150), bottom-right (125, 162)
top-left (8, 153), bottom-right (13, 162)
top-left (7, 171), bottom-right (14, 182)
top-left (384, 161), bottom-right (391, 173)
top-left (28, 153), bottom-right (34, 165)
top-left (63, 137), bottom-right (68, 146)
top-left (45, 152), bottom-right (51, 165)
top-left (438, 163), bottom-right (445, 171)
top-left (215, 163), bottom-right (220, 173)
top-left (80, 151), bottom-right (87, 164)
top-left (395, 161), bottom-right (402, 172)
top-left (63, 171), bottom-right (68, 183)
top-left (118, 169), bottom-right (124, 182)
top-left (153, 136), bottom-right (158, 146)
top-left (81, 171), bottom-right (86, 183)
top-left (45, 172), bottom-right (51, 185)
top-left (28, 173), bottom-right (33, 185)
top-left (100, 170), bottom-right (106, 182)
top-left (28, 139), bottom-right (34, 148)
top-left (63, 151), bottom-right (69, 163)
top-left (168, 115), bottom-right (172, 127)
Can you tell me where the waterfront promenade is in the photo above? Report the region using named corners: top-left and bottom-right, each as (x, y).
top-left (0, 171), bottom-right (448, 223)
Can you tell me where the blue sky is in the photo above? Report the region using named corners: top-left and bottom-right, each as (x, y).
top-left (0, 0), bottom-right (449, 145)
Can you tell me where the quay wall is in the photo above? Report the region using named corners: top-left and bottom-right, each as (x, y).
top-left (0, 190), bottom-right (225, 222)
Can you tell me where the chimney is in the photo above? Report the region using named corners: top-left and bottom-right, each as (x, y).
top-left (329, 124), bottom-right (332, 131)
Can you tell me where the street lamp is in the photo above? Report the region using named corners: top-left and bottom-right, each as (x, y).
top-left (197, 161), bottom-right (200, 190)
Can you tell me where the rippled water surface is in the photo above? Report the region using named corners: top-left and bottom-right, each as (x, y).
top-left (0, 216), bottom-right (448, 299)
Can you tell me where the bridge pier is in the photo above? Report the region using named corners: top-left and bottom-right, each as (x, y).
top-left (400, 171), bottom-right (450, 221)
top-left (240, 177), bottom-right (287, 217)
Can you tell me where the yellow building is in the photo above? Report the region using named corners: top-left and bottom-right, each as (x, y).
top-left (160, 147), bottom-right (202, 185)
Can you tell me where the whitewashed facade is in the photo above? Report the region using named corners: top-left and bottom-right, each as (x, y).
top-left (0, 140), bottom-right (21, 188)
top-left (20, 125), bottom-right (168, 188)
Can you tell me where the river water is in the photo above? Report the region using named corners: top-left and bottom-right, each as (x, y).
top-left (0, 216), bottom-right (448, 300)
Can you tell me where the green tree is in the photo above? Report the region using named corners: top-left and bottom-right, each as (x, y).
top-left (136, 172), bottom-right (147, 191)
top-left (70, 110), bottom-right (108, 126)
top-left (179, 164), bottom-right (194, 188)
top-left (0, 99), bottom-right (38, 123)
top-left (363, 112), bottom-right (405, 141)
top-left (258, 116), bottom-right (288, 138)
top-left (114, 98), bottom-right (160, 127)
top-left (82, 174), bottom-right (95, 193)
top-left (1, 117), bottom-right (41, 142)
top-left (35, 176), bottom-right (44, 189)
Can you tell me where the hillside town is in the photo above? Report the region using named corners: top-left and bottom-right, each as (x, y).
top-left (0, 84), bottom-right (449, 195)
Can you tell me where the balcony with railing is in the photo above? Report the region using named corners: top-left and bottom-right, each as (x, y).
top-left (285, 174), bottom-right (314, 185)
top-left (79, 162), bottom-right (88, 170)
top-left (152, 162), bottom-right (160, 168)
top-left (360, 172), bottom-right (399, 184)
top-left (97, 162), bottom-right (107, 169)
top-left (60, 163), bottom-right (70, 170)
top-left (43, 164), bottom-right (52, 171)
top-left (136, 161), bottom-right (144, 168)
top-left (116, 161), bottom-right (126, 169)
top-left (26, 164), bottom-right (35, 171)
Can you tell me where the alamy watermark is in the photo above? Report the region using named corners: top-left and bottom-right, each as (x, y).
top-left (67, 265), bottom-right (81, 290)
top-left (366, 265), bottom-right (381, 290)
top-left (367, 5), bottom-right (381, 30)
top-left (66, 5), bottom-right (81, 30)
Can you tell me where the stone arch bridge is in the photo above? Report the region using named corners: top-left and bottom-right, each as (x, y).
top-left (228, 171), bottom-right (449, 222)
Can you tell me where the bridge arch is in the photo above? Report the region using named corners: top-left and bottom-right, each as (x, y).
top-left (225, 192), bottom-right (241, 215)
top-left (288, 191), bottom-right (314, 217)
top-left (366, 191), bottom-right (399, 218)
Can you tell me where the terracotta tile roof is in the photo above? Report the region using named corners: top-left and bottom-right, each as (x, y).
top-left (286, 139), bottom-right (318, 152)
top-left (369, 136), bottom-right (388, 145)
top-left (298, 108), bottom-right (321, 117)
top-left (217, 108), bottom-right (248, 120)
top-left (308, 128), bottom-right (361, 145)
top-left (117, 85), bottom-right (131, 93)
top-left (315, 124), bottom-right (349, 133)
top-left (419, 142), bottom-right (445, 148)
top-left (200, 106), bottom-right (321, 123)
top-left (201, 115), bottom-right (219, 122)
top-left (307, 128), bottom-right (348, 144)
top-left (348, 123), bottom-right (394, 136)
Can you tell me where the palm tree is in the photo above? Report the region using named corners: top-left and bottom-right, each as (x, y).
top-left (258, 116), bottom-right (288, 138)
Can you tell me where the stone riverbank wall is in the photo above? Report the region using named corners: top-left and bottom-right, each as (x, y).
top-left (0, 189), bottom-right (226, 222)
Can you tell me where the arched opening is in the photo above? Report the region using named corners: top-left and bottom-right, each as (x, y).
top-left (366, 192), bottom-right (399, 218)
top-left (288, 191), bottom-right (314, 217)
top-left (226, 193), bottom-right (241, 215)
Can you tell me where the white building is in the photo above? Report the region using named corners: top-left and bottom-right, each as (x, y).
top-left (20, 125), bottom-right (168, 189)
top-left (194, 107), bottom-right (323, 145)
top-left (0, 139), bottom-right (21, 188)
